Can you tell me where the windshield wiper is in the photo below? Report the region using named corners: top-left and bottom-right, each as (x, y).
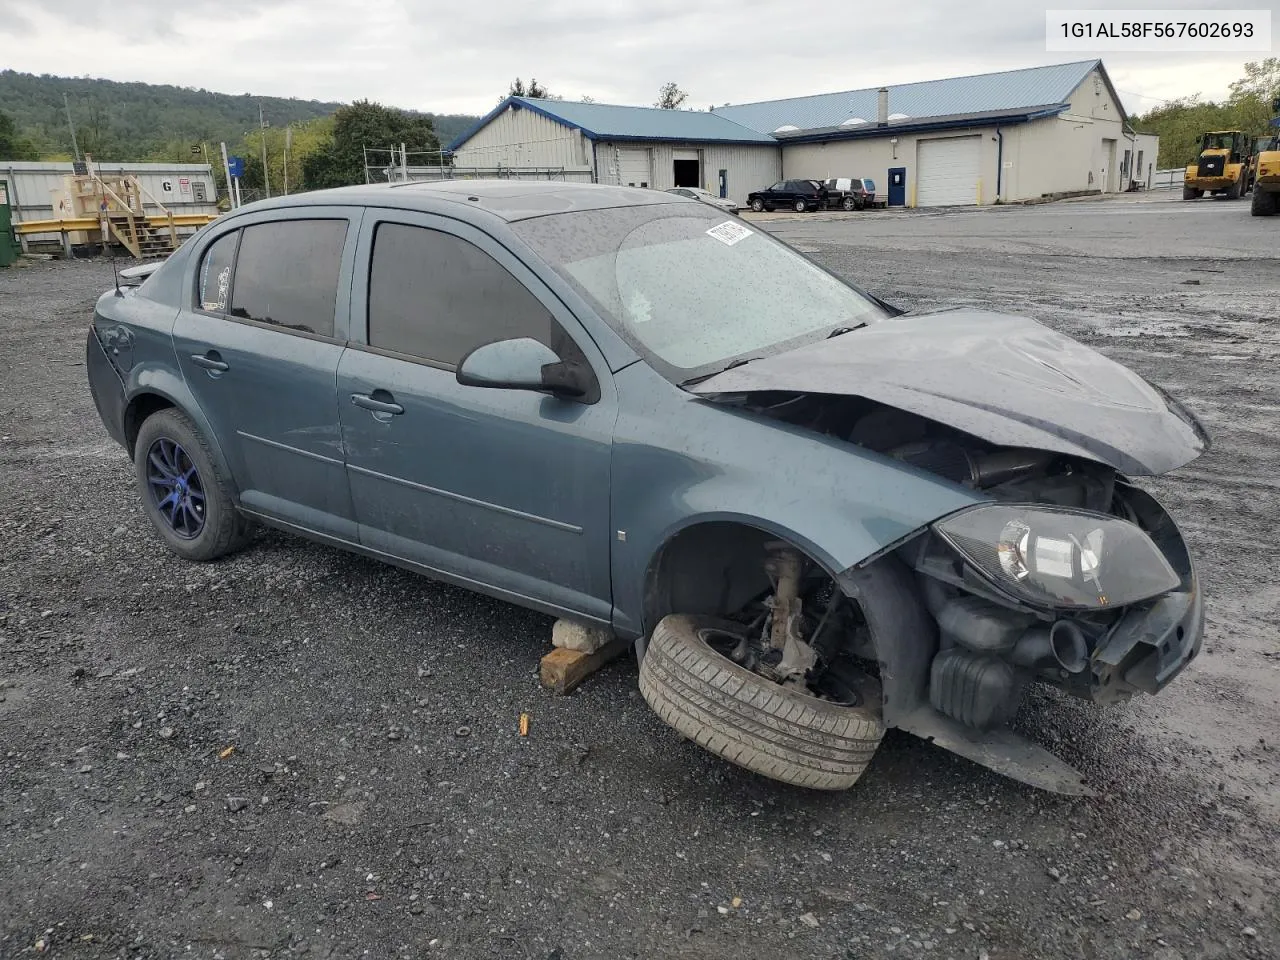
top-left (827, 322), bottom-right (869, 338)
top-left (680, 355), bottom-right (761, 387)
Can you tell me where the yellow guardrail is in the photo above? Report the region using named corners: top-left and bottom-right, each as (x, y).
top-left (15, 214), bottom-right (219, 236)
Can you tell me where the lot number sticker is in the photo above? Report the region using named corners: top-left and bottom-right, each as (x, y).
top-left (706, 220), bottom-right (753, 246)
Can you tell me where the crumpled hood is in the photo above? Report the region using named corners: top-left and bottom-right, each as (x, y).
top-left (691, 309), bottom-right (1208, 476)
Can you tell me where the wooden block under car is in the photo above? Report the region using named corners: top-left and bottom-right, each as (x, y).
top-left (539, 638), bottom-right (631, 695)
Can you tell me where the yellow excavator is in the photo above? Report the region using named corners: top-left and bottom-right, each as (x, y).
top-left (1251, 98), bottom-right (1280, 217)
top-left (1183, 130), bottom-right (1253, 200)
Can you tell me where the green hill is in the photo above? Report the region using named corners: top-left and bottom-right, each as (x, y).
top-left (0, 71), bottom-right (478, 162)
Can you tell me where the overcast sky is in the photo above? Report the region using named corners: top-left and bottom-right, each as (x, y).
top-left (1, 0), bottom-right (1276, 116)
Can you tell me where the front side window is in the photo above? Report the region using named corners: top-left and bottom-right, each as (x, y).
top-left (197, 231), bottom-right (238, 313)
top-left (367, 222), bottom-right (564, 366)
top-left (769, 182), bottom-right (786, 192)
top-left (515, 205), bottom-right (888, 382)
top-left (228, 220), bottom-right (347, 337)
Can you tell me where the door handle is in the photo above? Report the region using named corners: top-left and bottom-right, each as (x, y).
top-left (190, 353), bottom-right (230, 372)
top-left (351, 393), bottom-right (404, 416)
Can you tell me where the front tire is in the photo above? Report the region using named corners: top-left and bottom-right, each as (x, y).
top-left (134, 409), bottom-right (251, 562)
top-left (639, 614), bottom-right (885, 790)
top-left (750, 198), bottom-right (764, 212)
top-left (1183, 186), bottom-right (1202, 200)
top-left (1226, 178), bottom-right (1242, 200)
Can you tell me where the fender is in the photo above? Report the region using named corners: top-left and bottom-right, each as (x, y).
top-left (123, 363), bottom-right (238, 496)
top-left (608, 362), bottom-right (982, 637)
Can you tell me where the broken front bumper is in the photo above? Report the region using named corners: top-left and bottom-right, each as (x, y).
top-left (1089, 571), bottom-right (1203, 703)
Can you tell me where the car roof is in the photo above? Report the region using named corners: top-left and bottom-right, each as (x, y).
top-left (235, 179), bottom-right (689, 223)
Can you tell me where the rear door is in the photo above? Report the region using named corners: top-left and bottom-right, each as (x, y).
top-left (335, 212), bottom-right (615, 622)
top-left (172, 210), bottom-right (360, 539)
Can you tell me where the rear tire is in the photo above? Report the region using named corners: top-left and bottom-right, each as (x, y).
top-left (1253, 188), bottom-right (1277, 217)
top-left (639, 614), bottom-right (885, 790)
top-left (1182, 186), bottom-right (1202, 200)
top-left (134, 409), bottom-right (251, 562)
top-left (841, 196), bottom-right (857, 211)
top-left (793, 199), bottom-right (808, 213)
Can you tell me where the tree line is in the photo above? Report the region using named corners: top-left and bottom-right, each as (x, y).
top-left (1135, 58), bottom-right (1280, 167)
top-left (0, 70), bottom-right (697, 202)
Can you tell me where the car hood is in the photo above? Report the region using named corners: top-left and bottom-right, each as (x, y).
top-left (690, 309), bottom-right (1208, 476)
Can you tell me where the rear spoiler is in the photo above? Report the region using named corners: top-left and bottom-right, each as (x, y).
top-left (118, 261), bottom-right (165, 286)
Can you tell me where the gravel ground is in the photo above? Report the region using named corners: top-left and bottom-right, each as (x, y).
top-left (2, 193), bottom-right (1277, 960)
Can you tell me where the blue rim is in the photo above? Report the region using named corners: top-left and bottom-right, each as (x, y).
top-left (145, 438), bottom-right (206, 539)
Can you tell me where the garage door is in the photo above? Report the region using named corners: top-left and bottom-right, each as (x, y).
top-left (617, 147), bottom-right (651, 188)
top-left (916, 136), bottom-right (981, 207)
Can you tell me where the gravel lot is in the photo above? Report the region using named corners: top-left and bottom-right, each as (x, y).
top-left (2, 193), bottom-right (1277, 960)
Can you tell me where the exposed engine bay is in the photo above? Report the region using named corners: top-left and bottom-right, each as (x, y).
top-left (707, 391), bottom-right (1198, 735)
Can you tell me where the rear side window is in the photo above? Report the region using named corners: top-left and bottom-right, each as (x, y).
top-left (367, 222), bottom-right (560, 366)
top-left (198, 231), bottom-right (238, 313)
top-left (228, 220), bottom-right (347, 337)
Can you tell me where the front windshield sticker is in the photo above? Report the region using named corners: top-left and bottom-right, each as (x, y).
top-left (705, 220), bottom-right (753, 246)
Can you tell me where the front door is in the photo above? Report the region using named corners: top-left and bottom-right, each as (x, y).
top-left (172, 212), bottom-right (359, 539)
top-left (887, 167), bottom-right (907, 206)
top-left (336, 213), bottom-right (614, 623)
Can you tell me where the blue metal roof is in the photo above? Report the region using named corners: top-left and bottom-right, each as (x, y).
top-left (448, 97), bottom-right (777, 152)
top-left (714, 60), bottom-right (1106, 135)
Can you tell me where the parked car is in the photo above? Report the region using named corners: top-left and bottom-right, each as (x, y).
top-left (821, 178), bottom-right (871, 211)
top-left (747, 179), bottom-right (824, 212)
top-left (87, 180), bottom-right (1207, 795)
top-left (664, 186), bottom-right (739, 214)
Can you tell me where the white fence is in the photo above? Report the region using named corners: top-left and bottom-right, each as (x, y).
top-left (1150, 167), bottom-right (1185, 191)
top-left (363, 146), bottom-right (594, 186)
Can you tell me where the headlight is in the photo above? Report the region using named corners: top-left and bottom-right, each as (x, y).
top-left (934, 504), bottom-right (1180, 610)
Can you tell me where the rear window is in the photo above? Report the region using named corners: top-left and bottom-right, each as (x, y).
top-left (197, 232), bottom-right (238, 313)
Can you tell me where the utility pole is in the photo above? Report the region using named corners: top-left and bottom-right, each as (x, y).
top-left (220, 142), bottom-right (236, 209)
top-left (259, 103), bottom-right (271, 198)
top-left (63, 93), bottom-right (81, 162)
top-left (283, 125), bottom-right (292, 195)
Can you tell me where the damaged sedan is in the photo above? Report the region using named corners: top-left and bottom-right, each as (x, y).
top-left (86, 181), bottom-right (1207, 795)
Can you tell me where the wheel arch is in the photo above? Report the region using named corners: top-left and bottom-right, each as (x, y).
top-left (639, 513), bottom-right (938, 729)
top-left (640, 516), bottom-right (844, 642)
top-left (121, 368), bottom-right (238, 496)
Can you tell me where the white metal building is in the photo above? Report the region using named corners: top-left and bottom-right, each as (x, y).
top-left (448, 100), bottom-right (780, 206)
top-left (450, 60), bottom-right (1157, 208)
top-left (724, 60), bottom-right (1154, 206)
top-left (0, 161), bottom-right (219, 224)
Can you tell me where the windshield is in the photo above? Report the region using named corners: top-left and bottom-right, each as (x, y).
top-left (1202, 133), bottom-right (1234, 151)
top-left (514, 204), bottom-right (888, 381)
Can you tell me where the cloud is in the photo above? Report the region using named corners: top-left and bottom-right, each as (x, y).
top-left (1, 0), bottom-right (1275, 114)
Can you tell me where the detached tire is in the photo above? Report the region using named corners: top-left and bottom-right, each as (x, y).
top-left (639, 614), bottom-right (884, 790)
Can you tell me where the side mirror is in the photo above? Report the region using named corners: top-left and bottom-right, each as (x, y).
top-left (456, 337), bottom-right (589, 399)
